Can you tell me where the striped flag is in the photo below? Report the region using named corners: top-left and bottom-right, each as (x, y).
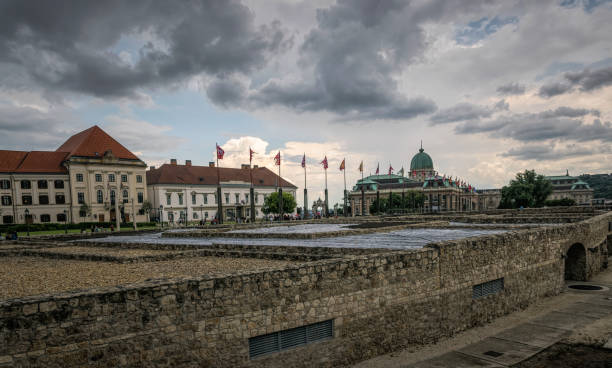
top-left (274, 151), bottom-right (281, 166)
top-left (375, 163), bottom-right (379, 175)
top-left (339, 159), bottom-right (345, 171)
top-left (388, 165), bottom-right (394, 175)
top-left (358, 161), bottom-right (363, 172)
top-left (249, 147), bottom-right (256, 163)
top-left (301, 153), bottom-right (306, 168)
top-left (216, 144), bottom-right (224, 159)
top-left (321, 156), bottom-right (328, 169)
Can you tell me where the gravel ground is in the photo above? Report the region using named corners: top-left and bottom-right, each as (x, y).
top-left (38, 246), bottom-right (178, 257)
top-left (0, 256), bottom-right (294, 300)
top-left (513, 343), bottom-right (612, 368)
top-left (229, 223), bottom-right (355, 234)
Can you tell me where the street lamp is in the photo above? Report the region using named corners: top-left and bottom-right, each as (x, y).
top-left (24, 208), bottom-right (30, 236)
top-left (63, 209), bottom-right (68, 234)
top-left (159, 205), bottom-right (164, 229)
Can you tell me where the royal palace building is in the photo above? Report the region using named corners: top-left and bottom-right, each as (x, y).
top-left (349, 145), bottom-right (498, 215)
top-left (0, 126), bottom-right (148, 225)
top-left (546, 171), bottom-right (594, 204)
top-left (147, 161), bottom-right (297, 223)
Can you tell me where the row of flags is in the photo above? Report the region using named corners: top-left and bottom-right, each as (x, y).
top-left (215, 144), bottom-right (476, 189)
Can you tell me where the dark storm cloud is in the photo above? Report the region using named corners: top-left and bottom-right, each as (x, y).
top-left (456, 107), bottom-right (609, 143)
top-left (206, 77), bottom-right (247, 108)
top-left (500, 144), bottom-right (608, 160)
top-left (538, 65), bottom-right (612, 97)
top-left (0, 0), bottom-right (291, 98)
top-left (496, 82), bottom-right (526, 95)
top-left (429, 100), bottom-right (508, 125)
top-left (219, 0), bottom-right (498, 120)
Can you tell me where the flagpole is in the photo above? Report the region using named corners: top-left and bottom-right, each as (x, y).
top-left (216, 143), bottom-right (223, 224)
top-left (303, 154), bottom-right (308, 220)
top-left (361, 163), bottom-right (365, 216)
top-left (249, 149), bottom-right (255, 223)
top-left (278, 152), bottom-right (283, 222)
top-left (388, 162), bottom-right (392, 214)
top-left (324, 162), bottom-right (329, 217)
top-left (343, 160), bottom-right (347, 217)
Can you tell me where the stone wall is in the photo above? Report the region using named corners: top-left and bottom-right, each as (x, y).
top-left (1, 212), bottom-right (611, 367)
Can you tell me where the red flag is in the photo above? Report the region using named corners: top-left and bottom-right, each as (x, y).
top-left (358, 161), bottom-right (363, 172)
top-left (274, 151), bottom-right (281, 166)
top-left (388, 165), bottom-right (393, 175)
top-left (301, 153), bottom-right (306, 168)
top-left (321, 156), bottom-right (328, 169)
top-left (216, 144), bottom-right (224, 159)
top-left (249, 147), bottom-right (256, 163)
top-left (375, 163), bottom-right (379, 175)
top-left (339, 159), bottom-right (345, 171)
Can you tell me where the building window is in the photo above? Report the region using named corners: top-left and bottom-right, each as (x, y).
top-left (110, 190), bottom-right (116, 205)
top-left (56, 213), bottom-right (67, 222)
top-left (95, 174), bottom-right (102, 182)
top-left (192, 194), bottom-right (196, 205)
top-left (123, 190), bottom-right (128, 198)
top-left (54, 180), bottom-right (64, 189)
top-left (1, 196), bottom-right (12, 206)
top-left (166, 193), bottom-right (171, 205)
top-left (0, 180), bottom-right (10, 189)
top-left (138, 192), bottom-right (143, 204)
top-left (40, 214), bottom-right (51, 223)
top-left (37, 180), bottom-right (48, 189)
top-left (136, 175), bottom-right (143, 183)
top-left (2, 215), bottom-right (13, 224)
top-left (39, 195), bottom-right (49, 205)
top-left (22, 195), bottom-right (33, 205)
top-left (204, 194), bottom-right (208, 204)
top-left (97, 190), bottom-right (103, 204)
top-left (108, 174), bottom-right (115, 182)
top-left (235, 193), bottom-right (240, 203)
top-left (204, 211), bottom-right (209, 218)
top-left (77, 192), bottom-right (85, 204)
top-left (225, 193), bottom-right (229, 204)
top-left (55, 194), bottom-right (65, 204)
top-left (121, 174), bottom-right (128, 183)
top-left (21, 180), bottom-right (31, 189)
top-left (245, 193), bottom-right (249, 203)
top-left (178, 194), bottom-right (183, 205)
top-left (193, 212), bottom-right (198, 219)
top-left (76, 173), bottom-right (84, 182)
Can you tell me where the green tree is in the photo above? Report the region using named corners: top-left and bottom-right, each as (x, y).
top-left (499, 170), bottom-right (553, 208)
top-left (262, 192), bottom-right (297, 215)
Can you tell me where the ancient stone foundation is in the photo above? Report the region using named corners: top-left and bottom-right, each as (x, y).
top-left (1, 212), bottom-right (610, 367)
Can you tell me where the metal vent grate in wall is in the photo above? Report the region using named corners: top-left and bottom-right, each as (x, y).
top-left (473, 278), bottom-right (504, 299)
top-left (249, 319), bottom-right (334, 359)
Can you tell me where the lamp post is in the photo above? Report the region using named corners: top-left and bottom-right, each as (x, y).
top-left (159, 205), bottom-right (164, 229)
top-left (63, 209), bottom-right (68, 234)
top-left (24, 208), bottom-right (30, 236)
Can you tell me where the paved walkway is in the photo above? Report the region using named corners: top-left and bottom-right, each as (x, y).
top-left (354, 264), bottom-right (612, 368)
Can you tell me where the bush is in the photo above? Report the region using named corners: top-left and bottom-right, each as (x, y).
top-left (0, 221), bottom-right (158, 233)
top-left (544, 198), bottom-right (576, 207)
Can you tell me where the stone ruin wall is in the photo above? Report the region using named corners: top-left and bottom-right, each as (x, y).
top-left (1, 212), bottom-right (610, 368)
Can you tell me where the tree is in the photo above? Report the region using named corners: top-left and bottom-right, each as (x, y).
top-left (499, 170), bottom-right (553, 208)
top-left (141, 200), bottom-right (153, 220)
top-left (262, 192), bottom-right (297, 215)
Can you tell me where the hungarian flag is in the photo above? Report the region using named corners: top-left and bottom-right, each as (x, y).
top-left (274, 151), bottom-right (281, 166)
top-left (388, 165), bottom-right (394, 175)
top-left (358, 161), bottom-right (363, 172)
top-left (249, 147), bottom-right (256, 163)
top-left (321, 156), bottom-right (328, 169)
top-left (375, 163), bottom-right (379, 175)
top-left (301, 153), bottom-right (306, 168)
top-left (339, 159), bottom-right (345, 171)
top-left (216, 144), bottom-right (224, 159)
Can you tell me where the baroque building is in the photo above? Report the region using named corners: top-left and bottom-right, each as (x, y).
top-left (349, 145), bottom-right (496, 215)
top-left (146, 160), bottom-right (297, 223)
top-left (546, 171), bottom-right (594, 204)
top-left (0, 126), bottom-right (148, 225)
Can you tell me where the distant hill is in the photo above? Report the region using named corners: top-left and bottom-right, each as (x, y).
top-left (580, 173), bottom-right (612, 199)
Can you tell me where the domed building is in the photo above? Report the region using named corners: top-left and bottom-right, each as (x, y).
top-left (409, 144), bottom-right (436, 181)
top-left (348, 143), bottom-right (497, 216)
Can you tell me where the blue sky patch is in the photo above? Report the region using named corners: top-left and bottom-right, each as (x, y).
top-left (455, 16), bottom-right (519, 46)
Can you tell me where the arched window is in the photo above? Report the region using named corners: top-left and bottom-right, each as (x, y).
top-left (110, 190), bottom-right (116, 205)
top-left (97, 190), bottom-right (103, 204)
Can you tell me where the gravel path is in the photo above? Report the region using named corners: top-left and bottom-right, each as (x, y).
top-left (0, 256), bottom-right (293, 300)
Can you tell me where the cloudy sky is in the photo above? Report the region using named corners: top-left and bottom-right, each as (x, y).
top-left (1, 0), bottom-right (611, 207)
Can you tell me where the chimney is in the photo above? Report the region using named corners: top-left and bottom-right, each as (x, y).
top-left (170, 159), bottom-right (177, 165)
top-left (209, 162), bottom-right (215, 168)
top-left (241, 164), bottom-right (250, 169)
top-left (186, 160), bottom-right (192, 167)
top-left (253, 165), bottom-right (258, 169)
top-left (149, 166), bottom-right (156, 170)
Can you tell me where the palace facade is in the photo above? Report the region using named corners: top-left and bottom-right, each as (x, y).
top-left (0, 126), bottom-right (148, 225)
top-left (349, 146), bottom-right (498, 215)
top-left (546, 171), bottom-right (594, 204)
top-left (147, 161), bottom-right (297, 223)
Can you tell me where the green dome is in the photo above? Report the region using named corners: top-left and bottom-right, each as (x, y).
top-left (410, 148), bottom-right (433, 170)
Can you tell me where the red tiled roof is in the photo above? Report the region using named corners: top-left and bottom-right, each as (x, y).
top-left (0, 150), bottom-right (29, 173)
top-left (0, 150), bottom-right (68, 173)
top-left (57, 125), bottom-right (140, 160)
top-left (147, 164), bottom-right (297, 188)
